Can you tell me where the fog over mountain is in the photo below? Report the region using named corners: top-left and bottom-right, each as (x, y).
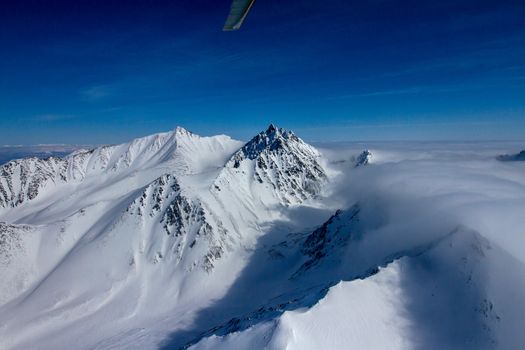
top-left (1, 126), bottom-right (524, 350)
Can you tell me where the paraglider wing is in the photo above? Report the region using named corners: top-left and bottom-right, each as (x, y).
top-left (223, 0), bottom-right (256, 31)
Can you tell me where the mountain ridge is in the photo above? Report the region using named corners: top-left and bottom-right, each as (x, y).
top-left (2, 127), bottom-right (522, 350)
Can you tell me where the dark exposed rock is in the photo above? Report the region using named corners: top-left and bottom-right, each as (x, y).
top-left (222, 124), bottom-right (327, 204)
top-left (354, 150), bottom-right (372, 167)
top-left (294, 205), bottom-right (361, 277)
top-left (497, 150), bottom-right (525, 162)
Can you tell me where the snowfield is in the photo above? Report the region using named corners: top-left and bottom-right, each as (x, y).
top-left (1, 126), bottom-right (524, 349)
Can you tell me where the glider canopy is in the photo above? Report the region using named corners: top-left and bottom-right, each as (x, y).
top-left (223, 0), bottom-right (256, 31)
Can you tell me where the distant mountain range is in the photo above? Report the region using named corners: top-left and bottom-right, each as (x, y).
top-left (0, 145), bottom-right (94, 166)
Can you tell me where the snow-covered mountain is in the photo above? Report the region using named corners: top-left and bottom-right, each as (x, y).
top-left (191, 227), bottom-right (525, 350)
top-left (213, 124), bottom-right (326, 206)
top-left (0, 127), bottom-right (238, 211)
top-left (0, 125), bottom-right (332, 350)
top-left (1, 129), bottom-right (524, 350)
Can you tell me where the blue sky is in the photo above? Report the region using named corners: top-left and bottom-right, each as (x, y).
top-left (1, 0), bottom-right (524, 144)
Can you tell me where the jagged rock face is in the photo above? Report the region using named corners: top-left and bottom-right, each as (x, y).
top-left (294, 205), bottom-right (362, 276)
top-left (0, 157), bottom-right (67, 209)
top-left (125, 174), bottom-right (232, 272)
top-left (222, 124), bottom-right (327, 204)
top-left (302, 205), bottom-right (361, 258)
top-left (126, 174), bottom-right (182, 218)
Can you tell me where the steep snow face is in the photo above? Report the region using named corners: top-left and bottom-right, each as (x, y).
top-left (0, 127), bottom-right (241, 212)
top-left (191, 228), bottom-right (525, 350)
top-left (213, 124), bottom-right (327, 206)
top-left (190, 264), bottom-right (409, 350)
top-left (0, 125), bottom-right (332, 350)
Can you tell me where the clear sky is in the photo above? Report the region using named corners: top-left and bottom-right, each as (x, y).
top-left (1, 0), bottom-right (524, 144)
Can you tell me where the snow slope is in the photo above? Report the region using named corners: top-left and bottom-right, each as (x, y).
top-left (1, 129), bottom-right (524, 350)
top-left (192, 227), bottom-right (525, 350)
top-left (0, 125), bottom-right (331, 350)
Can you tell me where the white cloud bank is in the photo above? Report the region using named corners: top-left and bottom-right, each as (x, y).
top-left (321, 141), bottom-right (525, 262)
top-left (191, 141), bottom-right (525, 350)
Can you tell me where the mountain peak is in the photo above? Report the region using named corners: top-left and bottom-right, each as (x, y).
top-left (235, 125), bottom-right (299, 164)
top-left (174, 126), bottom-right (194, 137)
top-left (262, 123), bottom-right (294, 139)
top-left (266, 123), bottom-right (278, 134)
top-left (218, 125), bottom-right (327, 204)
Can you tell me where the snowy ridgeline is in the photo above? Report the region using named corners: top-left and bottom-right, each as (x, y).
top-left (1, 126), bottom-right (525, 350)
